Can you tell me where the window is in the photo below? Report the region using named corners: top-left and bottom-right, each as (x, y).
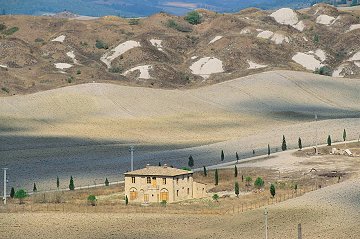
top-left (187, 188), bottom-right (190, 195)
top-left (162, 178), bottom-right (166, 185)
top-left (147, 177), bottom-right (151, 184)
top-left (176, 178), bottom-right (179, 184)
top-left (187, 176), bottom-right (190, 182)
top-left (131, 177), bottom-right (135, 183)
top-left (176, 190), bottom-right (179, 197)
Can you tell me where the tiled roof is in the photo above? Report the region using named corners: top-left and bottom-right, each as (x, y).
top-left (124, 166), bottom-right (192, 177)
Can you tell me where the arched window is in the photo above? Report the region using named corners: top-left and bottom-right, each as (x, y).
top-left (160, 188), bottom-right (169, 202)
top-left (129, 187), bottom-right (138, 200)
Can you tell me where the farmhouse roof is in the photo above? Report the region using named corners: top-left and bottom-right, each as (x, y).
top-left (124, 165), bottom-right (192, 177)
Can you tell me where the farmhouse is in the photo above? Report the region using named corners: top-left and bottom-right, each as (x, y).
top-left (124, 164), bottom-right (207, 203)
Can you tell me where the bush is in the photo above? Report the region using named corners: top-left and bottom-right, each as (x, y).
top-left (128, 18), bottom-right (140, 25)
top-left (160, 200), bottom-right (167, 207)
top-left (3, 26), bottom-right (19, 35)
top-left (76, 69), bottom-right (81, 75)
top-left (166, 19), bottom-right (192, 32)
top-left (181, 167), bottom-right (191, 171)
top-left (0, 23), bottom-right (6, 31)
top-left (95, 40), bottom-right (109, 49)
top-left (10, 187), bottom-right (15, 198)
top-left (235, 182), bottom-right (240, 197)
top-left (1, 87), bottom-right (9, 93)
top-left (14, 189), bottom-right (28, 204)
top-left (212, 194), bottom-right (219, 202)
top-left (270, 184), bottom-right (276, 198)
top-left (245, 176), bottom-right (252, 186)
top-left (67, 76), bottom-right (74, 83)
top-left (185, 11), bottom-right (202, 25)
top-left (254, 177), bottom-right (264, 189)
top-left (35, 38), bottom-right (44, 43)
top-left (313, 33), bottom-right (319, 43)
top-left (109, 67), bottom-right (122, 73)
top-left (87, 195), bottom-right (97, 206)
top-left (105, 178), bottom-right (109, 186)
top-left (314, 66), bottom-right (332, 76)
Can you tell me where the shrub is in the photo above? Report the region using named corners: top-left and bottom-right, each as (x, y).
top-left (212, 194), bottom-right (219, 202)
top-left (87, 195), bottom-right (97, 206)
top-left (254, 177), bottom-right (264, 189)
top-left (76, 69), bottom-right (81, 75)
top-left (10, 187), bottom-right (15, 198)
top-left (35, 38), bottom-right (44, 43)
top-left (67, 76), bottom-right (74, 83)
top-left (160, 200), bottom-right (167, 207)
top-left (166, 19), bottom-right (192, 32)
top-left (245, 176), bottom-right (252, 186)
top-left (181, 167), bottom-right (191, 171)
top-left (313, 33), bottom-right (319, 43)
top-left (0, 23), bottom-right (6, 31)
top-left (109, 67), bottom-right (122, 73)
top-left (270, 184), bottom-right (276, 198)
top-left (235, 182), bottom-right (240, 197)
top-left (14, 189), bottom-right (27, 204)
top-left (69, 176), bottom-right (75, 190)
top-left (95, 39), bottom-right (109, 49)
top-left (1, 87), bottom-right (9, 93)
top-left (185, 11), bottom-right (202, 25)
top-left (128, 18), bottom-right (140, 25)
top-left (314, 66), bottom-right (331, 76)
top-left (3, 26), bottom-right (19, 35)
top-left (105, 178), bottom-right (109, 186)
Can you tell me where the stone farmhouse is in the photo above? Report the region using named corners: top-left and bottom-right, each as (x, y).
top-left (124, 164), bottom-right (207, 203)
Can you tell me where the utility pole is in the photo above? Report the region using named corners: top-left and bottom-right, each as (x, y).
top-left (315, 114), bottom-right (318, 155)
top-left (264, 208), bottom-right (268, 239)
top-left (3, 168), bottom-right (8, 205)
top-left (129, 146), bottom-right (134, 171)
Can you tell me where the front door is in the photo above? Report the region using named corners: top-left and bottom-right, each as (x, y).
top-left (152, 177), bottom-right (157, 187)
top-left (144, 194), bottom-right (149, 203)
top-left (160, 192), bottom-right (168, 202)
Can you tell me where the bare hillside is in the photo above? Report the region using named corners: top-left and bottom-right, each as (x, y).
top-left (2, 4), bottom-right (360, 95)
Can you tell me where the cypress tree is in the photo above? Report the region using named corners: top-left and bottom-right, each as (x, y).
top-left (69, 176), bottom-right (75, 190)
top-left (282, 135), bottom-right (287, 151)
top-left (33, 183), bottom-right (37, 192)
top-left (125, 195), bottom-right (129, 205)
top-left (221, 150), bottom-right (224, 161)
top-left (203, 166), bottom-right (207, 176)
top-left (235, 182), bottom-right (240, 197)
top-left (270, 184), bottom-right (276, 198)
top-left (267, 144), bottom-right (271, 156)
top-left (10, 187), bottom-right (15, 198)
top-left (56, 176), bottom-right (60, 189)
top-left (241, 175), bottom-right (244, 182)
top-left (105, 178), bottom-right (109, 186)
top-left (188, 155), bottom-right (194, 167)
top-left (234, 165), bottom-right (238, 177)
top-left (327, 135), bottom-right (332, 146)
top-left (343, 129), bottom-right (347, 142)
top-left (158, 162), bottom-right (161, 166)
top-left (252, 149), bottom-right (255, 155)
top-left (215, 169), bottom-right (219, 185)
top-left (298, 137), bottom-right (302, 150)
top-left (236, 152), bottom-right (239, 163)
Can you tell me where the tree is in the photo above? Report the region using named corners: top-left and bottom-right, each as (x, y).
top-left (234, 165), bottom-right (238, 178)
top-left (235, 182), bottom-right (240, 197)
top-left (241, 175), bottom-right (244, 182)
top-left (69, 176), bottom-right (75, 190)
top-left (254, 177), bottom-right (265, 189)
top-left (245, 176), bottom-right (252, 186)
top-left (33, 183), bottom-right (37, 192)
top-left (270, 184), bottom-right (276, 198)
top-left (215, 169), bottom-right (219, 185)
top-left (105, 178), bottom-right (109, 186)
top-left (158, 162), bottom-right (161, 166)
top-left (343, 129), bottom-right (347, 142)
top-left (203, 166), bottom-right (207, 176)
top-left (125, 195), bottom-right (129, 205)
top-left (236, 152), bottom-right (239, 163)
top-left (282, 135), bottom-right (287, 151)
top-left (188, 155), bottom-right (194, 167)
top-left (212, 193), bottom-right (219, 202)
top-left (252, 149), bottom-right (255, 155)
top-left (87, 195), bottom-right (97, 206)
top-left (327, 135), bottom-right (332, 146)
top-left (298, 137), bottom-right (302, 150)
top-left (221, 150), bottom-right (224, 161)
top-left (10, 187), bottom-right (15, 198)
top-left (267, 144), bottom-right (271, 156)
top-left (184, 11), bottom-right (202, 25)
top-left (57, 176), bottom-right (60, 189)
top-left (14, 189), bottom-right (27, 204)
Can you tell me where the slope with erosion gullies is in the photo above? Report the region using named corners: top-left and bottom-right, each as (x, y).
top-left (1, 4), bottom-right (360, 96)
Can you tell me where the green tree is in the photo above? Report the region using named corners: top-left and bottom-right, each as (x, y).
top-left (235, 182), bottom-right (240, 197)
top-left (327, 135), bottom-right (332, 146)
top-left (252, 149), bottom-right (255, 155)
top-left (234, 165), bottom-right (238, 178)
top-left (33, 183), bottom-right (37, 192)
top-left (10, 187), bottom-right (15, 198)
top-left (87, 195), bottom-right (97, 206)
top-left (158, 162), bottom-right (161, 166)
top-left (268, 144), bottom-right (271, 156)
top-left (282, 135), bottom-right (287, 151)
top-left (270, 184), bottom-right (276, 198)
top-left (245, 176), bottom-right (252, 186)
top-left (236, 152), bottom-right (239, 163)
top-left (69, 176), bottom-right (75, 190)
top-left (14, 189), bottom-right (27, 204)
top-left (203, 166), bottom-right (207, 176)
top-left (343, 129), bottom-right (347, 142)
top-left (188, 155), bottom-right (194, 167)
top-left (184, 11), bottom-right (202, 25)
top-left (221, 150), bottom-right (224, 161)
top-left (57, 176), bottom-right (60, 189)
top-left (254, 177), bottom-right (265, 189)
top-left (298, 137), bottom-right (302, 150)
top-left (105, 178), bottom-right (109, 186)
top-left (212, 193), bottom-right (219, 202)
top-left (125, 195), bottom-right (129, 205)
top-left (215, 169), bottom-right (219, 185)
